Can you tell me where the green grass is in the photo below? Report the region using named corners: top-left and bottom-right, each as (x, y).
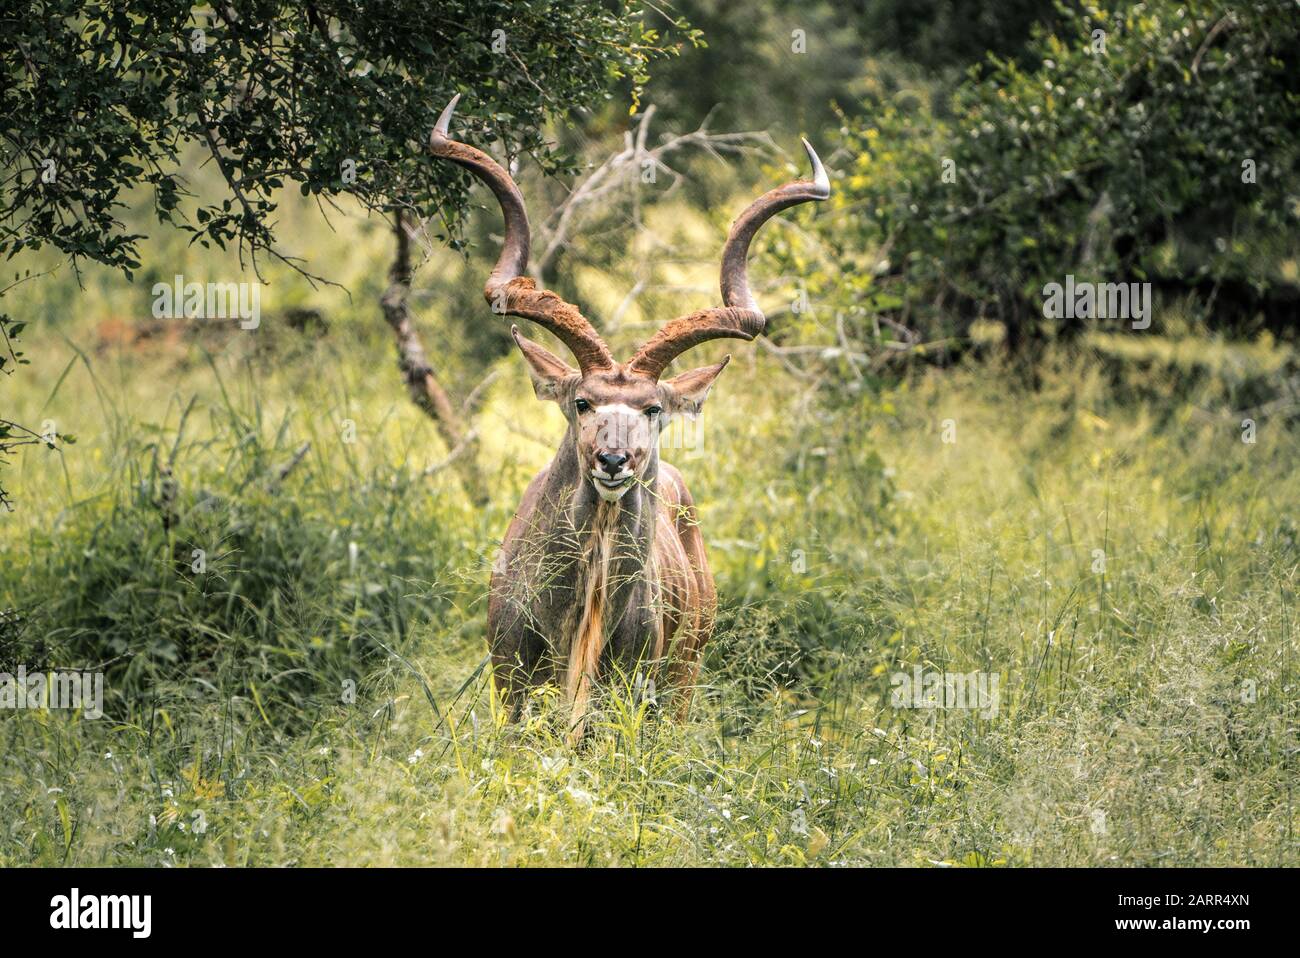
top-left (1, 312), bottom-right (1297, 866)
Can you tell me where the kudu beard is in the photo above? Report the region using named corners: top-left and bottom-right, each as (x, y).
top-left (0, 665), bottom-right (104, 718)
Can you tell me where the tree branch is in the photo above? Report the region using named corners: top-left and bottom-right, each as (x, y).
top-left (381, 210), bottom-right (488, 504)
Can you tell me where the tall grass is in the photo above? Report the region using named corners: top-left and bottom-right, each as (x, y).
top-left (2, 306), bottom-right (1295, 866)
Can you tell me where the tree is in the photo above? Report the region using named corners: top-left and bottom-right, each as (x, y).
top-left (821, 0), bottom-right (1299, 353)
top-left (1, 279), bottom-right (73, 511)
top-left (0, 0), bottom-right (690, 502)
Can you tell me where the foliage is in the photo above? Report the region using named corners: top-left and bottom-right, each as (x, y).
top-left (822, 0), bottom-right (1300, 349)
top-left (855, 0), bottom-right (1061, 74)
top-left (0, 0), bottom-right (689, 278)
top-left (0, 0), bottom-right (691, 509)
top-left (636, 0), bottom-right (877, 136)
top-left (637, 0), bottom-right (1062, 137)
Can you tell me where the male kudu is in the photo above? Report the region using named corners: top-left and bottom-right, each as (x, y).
top-left (429, 96), bottom-right (828, 739)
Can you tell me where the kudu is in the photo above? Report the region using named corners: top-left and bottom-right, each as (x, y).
top-left (429, 96), bottom-right (829, 739)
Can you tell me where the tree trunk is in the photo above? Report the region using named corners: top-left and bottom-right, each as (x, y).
top-left (380, 210), bottom-right (488, 505)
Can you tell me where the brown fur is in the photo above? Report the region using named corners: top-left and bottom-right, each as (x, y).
top-left (488, 421), bottom-right (716, 736)
top-left (431, 103), bottom-right (822, 742)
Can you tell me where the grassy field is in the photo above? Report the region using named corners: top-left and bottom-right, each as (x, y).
top-left (2, 282), bottom-right (1296, 867)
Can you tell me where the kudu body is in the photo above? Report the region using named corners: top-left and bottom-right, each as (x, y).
top-left (429, 96), bottom-right (828, 738)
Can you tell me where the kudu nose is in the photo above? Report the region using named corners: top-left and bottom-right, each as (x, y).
top-left (596, 452), bottom-right (629, 476)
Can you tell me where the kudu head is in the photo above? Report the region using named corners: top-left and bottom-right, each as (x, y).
top-left (429, 95), bottom-right (829, 501)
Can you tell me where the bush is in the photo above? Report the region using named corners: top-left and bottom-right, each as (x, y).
top-left (823, 0), bottom-right (1299, 350)
top-left (3, 384), bottom-right (471, 730)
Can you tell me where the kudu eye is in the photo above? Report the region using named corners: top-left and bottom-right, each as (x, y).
top-left (645, 405), bottom-right (662, 418)
top-left (574, 398), bottom-right (591, 413)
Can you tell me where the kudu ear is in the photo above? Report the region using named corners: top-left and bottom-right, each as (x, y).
top-left (662, 356), bottom-right (730, 416)
top-left (512, 326), bottom-right (577, 402)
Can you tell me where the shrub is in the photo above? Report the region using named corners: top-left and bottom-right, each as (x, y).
top-left (823, 0), bottom-right (1299, 350)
